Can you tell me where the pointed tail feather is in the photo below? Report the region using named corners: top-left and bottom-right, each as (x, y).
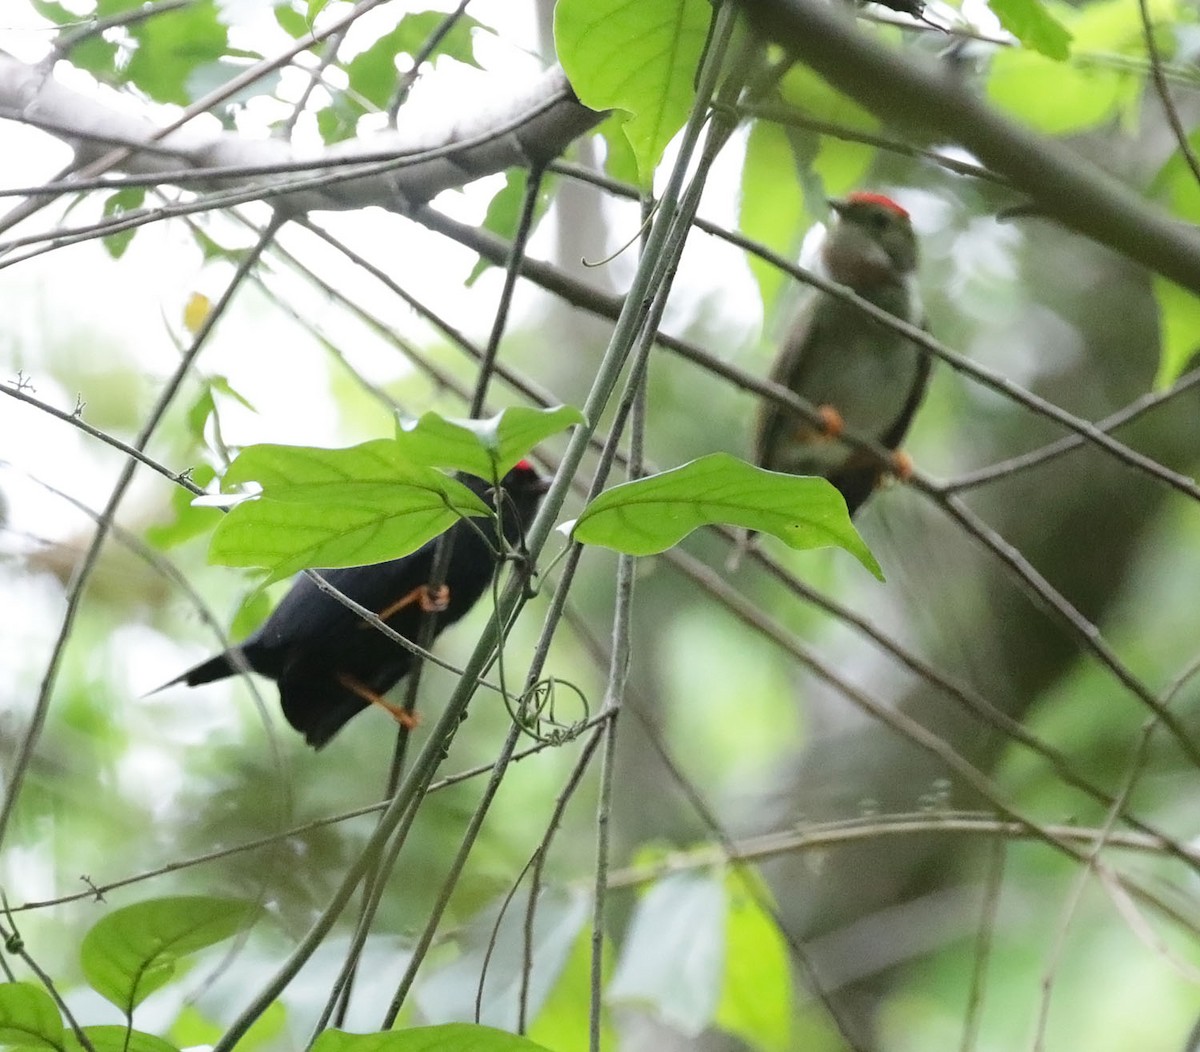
top-left (145, 651), bottom-right (239, 697)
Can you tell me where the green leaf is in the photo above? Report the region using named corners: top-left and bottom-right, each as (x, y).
top-left (346, 25), bottom-right (405, 109)
top-left (527, 926), bottom-right (617, 1052)
top-left (392, 10), bottom-right (485, 69)
top-left (145, 465), bottom-right (222, 550)
top-left (555, 0), bottom-right (712, 184)
top-left (467, 170), bottom-right (553, 286)
top-left (125, 0), bottom-right (229, 105)
top-left (989, 0), bottom-right (1072, 59)
top-left (185, 388), bottom-right (215, 445)
top-left (167, 1004), bottom-right (221, 1048)
top-left (311, 1025), bottom-right (553, 1052)
top-left (982, 0), bottom-right (1172, 137)
top-left (596, 114), bottom-right (640, 186)
top-left (209, 444), bottom-right (488, 583)
top-left (740, 122), bottom-right (808, 314)
top-left (66, 35), bottom-right (119, 78)
top-left (316, 97), bottom-right (363, 144)
top-left (208, 408), bottom-right (577, 581)
top-left (1070, 0), bottom-right (1175, 52)
top-left (80, 897), bottom-right (260, 1013)
top-left (714, 873), bottom-right (792, 1052)
top-left (210, 375), bottom-right (258, 413)
top-left (230, 586), bottom-right (274, 640)
top-left (987, 52), bottom-right (1125, 134)
top-left (347, 11), bottom-right (485, 107)
top-left (394, 406), bottom-right (583, 478)
top-left (778, 65), bottom-right (877, 133)
top-left (570, 453), bottom-right (884, 579)
top-left (1154, 129), bottom-right (1200, 225)
top-left (274, 2), bottom-right (310, 39)
top-left (169, 1001), bottom-right (285, 1052)
top-left (30, 1), bottom-right (76, 24)
top-left (776, 66), bottom-right (876, 204)
top-left (1152, 277), bottom-right (1200, 388)
top-left (69, 1028), bottom-right (179, 1052)
top-left (0, 982), bottom-right (65, 1050)
top-left (100, 187), bottom-right (145, 260)
top-left (609, 873), bottom-right (725, 1035)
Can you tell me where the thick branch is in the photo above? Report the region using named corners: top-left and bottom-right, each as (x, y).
top-left (736, 0), bottom-right (1200, 293)
top-left (0, 52), bottom-right (603, 212)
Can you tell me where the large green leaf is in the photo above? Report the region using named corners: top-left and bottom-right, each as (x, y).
top-left (80, 897), bottom-right (260, 1013)
top-left (569, 453), bottom-right (884, 579)
top-left (207, 407), bottom-right (578, 581)
top-left (527, 925), bottom-right (617, 1052)
top-left (714, 873), bottom-right (792, 1052)
top-left (311, 1025), bottom-right (552, 1052)
top-left (209, 451), bottom-right (487, 583)
top-left (0, 982), bottom-right (64, 1050)
top-left (555, 0), bottom-right (711, 184)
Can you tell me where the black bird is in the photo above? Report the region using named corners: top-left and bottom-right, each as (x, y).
top-left (162, 461), bottom-right (550, 748)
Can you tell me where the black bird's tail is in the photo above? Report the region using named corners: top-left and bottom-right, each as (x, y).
top-left (146, 651), bottom-right (238, 695)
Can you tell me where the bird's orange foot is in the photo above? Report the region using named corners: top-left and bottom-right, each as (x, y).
top-left (374, 583), bottom-right (450, 623)
top-left (337, 672), bottom-right (421, 729)
top-left (817, 404), bottom-right (845, 438)
top-left (419, 584), bottom-right (450, 613)
top-left (379, 699), bottom-right (420, 730)
top-left (889, 449), bottom-right (915, 481)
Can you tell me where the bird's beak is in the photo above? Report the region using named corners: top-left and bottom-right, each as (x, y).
top-left (531, 475), bottom-right (552, 495)
top-left (827, 197), bottom-right (848, 216)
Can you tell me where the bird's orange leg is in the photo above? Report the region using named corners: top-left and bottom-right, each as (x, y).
top-left (789, 405), bottom-right (845, 446)
top-left (888, 450), bottom-right (915, 481)
top-left (337, 672), bottom-right (420, 729)
top-left (374, 583), bottom-right (450, 623)
top-left (816, 404), bottom-right (845, 438)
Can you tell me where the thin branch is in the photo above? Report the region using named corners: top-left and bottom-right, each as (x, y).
top-left (946, 365), bottom-right (1200, 492)
top-left (960, 838), bottom-right (1005, 1052)
top-left (602, 812), bottom-right (1200, 889)
top-left (940, 493), bottom-right (1200, 769)
top-left (0, 384), bottom-right (202, 492)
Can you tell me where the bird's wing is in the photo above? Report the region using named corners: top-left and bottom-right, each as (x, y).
top-left (252, 550), bottom-right (437, 649)
top-left (879, 325), bottom-right (932, 450)
top-left (753, 291), bottom-right (826, 469)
